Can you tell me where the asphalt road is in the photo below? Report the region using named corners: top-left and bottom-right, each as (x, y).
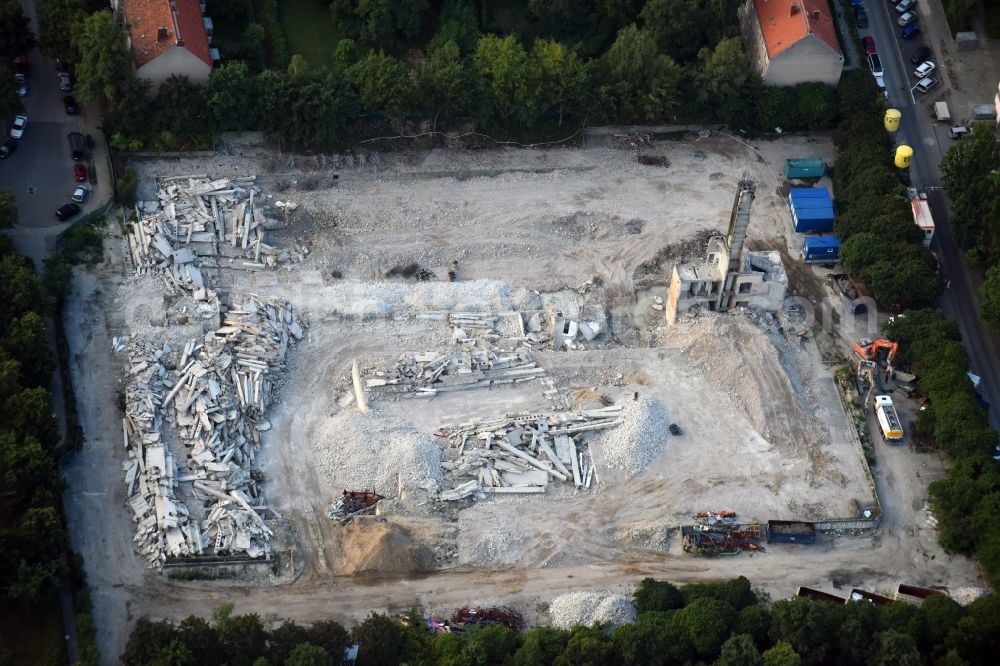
top-left (0, 45), bottom-right (96, 229)
top-left (863, 2), bottom-right (1000, 429)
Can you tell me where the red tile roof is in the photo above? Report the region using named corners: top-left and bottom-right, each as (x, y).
top-left (752, 0), bottom-right (842, 58)
top-left (125, 0), bottom-right (212, 68)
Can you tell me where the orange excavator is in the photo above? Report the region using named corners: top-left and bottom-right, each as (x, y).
top-left (853, 338), bottom-right (899, 375)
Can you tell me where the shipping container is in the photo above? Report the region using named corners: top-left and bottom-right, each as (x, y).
top-left (789, 187), bottom-right (830, 199)
top-left (784, 158), bottom-right (826, 179)
top-left (802, 236), bottom-right (841, 263)
top-left (792, 206), bottom-right (835, 233)
top-left (796, 587), bottom-right (847, 604)
top-left (767, 520), bottom-right (817, 544)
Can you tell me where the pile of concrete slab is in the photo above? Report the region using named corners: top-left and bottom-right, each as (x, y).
top-left (364, 314), bottom-right (547, 397)
top-left (126, 175), bottom-right (284, 280)
top-left (522, 308), bottom-right (606, 351)
top-left (436, 407), bottom-right (623, 501)
top-left (119, 294), bottom-right (306, 566)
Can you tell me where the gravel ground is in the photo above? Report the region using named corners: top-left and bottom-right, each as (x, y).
top-left (549, 591), bottom-right (637, 629)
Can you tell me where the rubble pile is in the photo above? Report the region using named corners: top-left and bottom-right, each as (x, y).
top-left (522, 308), bottom-right (606, 351)
top-left (436, 407), bottom-right (623, 501)
top-left (364, 313), bottom-right (547, 396)
top-left (126, 175), bottom-right (290, 280)
top-left (599, 395), bottom-right (671, 476)
top-left (549, 591), bottom-right (637, 629)
top-left (120, 294), bottom-right (306, 566)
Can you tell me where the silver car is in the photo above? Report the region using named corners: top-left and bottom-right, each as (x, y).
top-left (10, 114), bottom-right (27, 139)
top-left (58, 72), bottom-right (72, 92)
top-left (72, 185), bottom-right (89, 203)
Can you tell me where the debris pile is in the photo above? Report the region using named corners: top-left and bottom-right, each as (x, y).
top-left (451, 607), bottom-right (524, 632)
top-left (365, 313), bottom-right (546, 396)
top-left (681, 511), bottom-right (765, 556)
top-left (327, 489), bottom-right (384, 522)
top-left (119, 294), bottom-right (306, 566)
top-left (522, 308), bottom-right (606, 351)
top-left (598, 395), bottom-right (671, 476)
top-left (549, 591), bottom-right (637, 629)
top-left (436, 407), bottom-right (623, 501)
top-left (126, 175), bottom-right (289, 279)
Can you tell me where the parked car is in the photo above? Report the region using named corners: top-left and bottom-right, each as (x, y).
top-left (669, 423), bottom-right (682, 436)
top-left (14, 73), bottom-right (26, 96)
top-left (901, 24), bottom-right (921, 39)
top-left (914, 61), bottom-right (935, 78)
top-left (13, 55), bottom-right (27, 75)
top-left (0, 137), bottom-right (16, 159)
top-left (857, 9), bottom-right (869, 28)
top-left (863, 36), bottom-right (877, 55)
top-left (895, 0), bottom-right (915, 12)
top-left (910, 46), bottom-right (931, 63)
top-left (57, 72), bottom-right (72, 92)
top-left (10, 114), bottom-right (26, 139)
top-left (55, 203), bottom-right (81, 221)
top-left (867, 53), bottom-right (884, 77)
top-left (63, 95), bottom-right (77, 115)
top-left (875, 75), bottom-right (888, 98)
top-left (898, 11), bottom-right (917, 25)
top-left (68, 131), bottom-right (85, 160)
top-left (71, 185), bottom-right (89, 203)
top-left (73, 163), bottom-right (86, 182)
top-left (949, 125), bottom-right (971, 139)
top-left (915, 76), bottom-right (937, 93)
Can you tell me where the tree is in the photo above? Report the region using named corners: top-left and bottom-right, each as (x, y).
top-left (216, 611), bottom-right (268, 666)
top-left (694, 37), bottom-right (752, 108)
top-left (352, 613), bottom-right (402, 666)
top-left (4, 312), bottom-right (55, 388)
top-left (940, 123), bottom-right (1000, 261)
top-left (762, 641), bottom-right (802, 666)
top-left (0, 188), bottom-right (17, 228)
top-left (176, 615), bottom-right (222, 666)
top-left (205, 62), bottom-right (254, 131)
top-left (241, 22), bottom-right (267, 70)
top-left (717, 633), bottom-right (763, 666)
top-left (428, 0), bottom-right (479, 55)
top-left (152, 76), bottom-right (215, 150)
top-left (4, 387), bottom-right (60, 450)
top-left (769, 598), bottom-right (842, 665)
top-left (641, 0), bottom-right (710, 62)
top-left (0, 433), bottom-right (59, 511)
top-left (432, 625), bottom-right (518, 665)
top-left (472, 34), bottom-right (533, 125)
top-left (285, 644), bottom-right (330, 666)
top-left (511, 627), bottom-right (568, 666)
top-left (613, 611), bottom-right (692, 665)
top-left (837, 69), bottom-right (882, 119)
top-left (555, 625), bottom-right (619, 666)
top-left (633, 578), bottom-right (684, 613)
top-left (793, 82), bottom-right (837, 130)
top-left (36, 0), bottom-right (85, 63)
top-left (680, 576), bottom-right (757, 610)
top-left (121, 618), bottom-right (178, 666)
top-left (152, 639), bottom-right (194, 666)
top-left (1, 506), bottom-right (68, 603)
top-left (979, 264), bottom-right (1000, 333)
top-left (348, 50), bottom-right (414, 118)
top-left (0, 253), bottom-right (44, 329)
top-left (0, 0), bottom-right (35, 59)
top-left (0, 70), bottom-right (21, 125)
top-left (737, 605), bottom-right (773, 651)
top-left (305, 620), bottom-right (350, 660)
top-left (417, 41), bottom-right (474, 127)
top-left (673, 597), bottom-right (737, 660)
top-left (529, 38), bottom-right (588, 125)
top-left (72, 10), bottom-right (131, 106)
top-left (595, 24), bottom-right (681, 122)
top-left (756, 87), bottom-right (795, 133)
top-left (266, 621), bottom-right (309, 665)
top-left (870, 630), bottom-right (921, 666)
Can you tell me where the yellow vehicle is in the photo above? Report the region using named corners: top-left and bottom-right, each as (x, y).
top-left (873, 395), bottom-right (904, 442)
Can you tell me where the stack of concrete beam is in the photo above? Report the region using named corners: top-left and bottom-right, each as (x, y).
top-left (365, 315), bottom-right (547, 397)
top-left (126, 175), bottom-right (283, 279)
top-left (119, 294), bottom-right (305, 566)
top-left (437, 407), bottom-right (622, 501)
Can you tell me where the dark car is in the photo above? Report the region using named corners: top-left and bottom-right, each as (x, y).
top-left (74, 163), bottom-right (87, 182)
top-left (55, 203), bottom-right (81, 221)
top-left (910, 46), bottom-right (931, 63)
top-left (669, 423), bottom-right (682, 436)
top-left (63, 95), bottom-right (77, 115)
top-left (68, 131), bottom-right (85, 160)
top-left (901, 24), bottom-right (921, 39)
top-left (857, 9), bottom-right (869, 28)
top-left (0, 138), bottom-right (16, 159)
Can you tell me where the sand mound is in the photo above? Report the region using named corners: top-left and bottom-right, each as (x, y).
top-left (336, 518), bottom-right (436, 576)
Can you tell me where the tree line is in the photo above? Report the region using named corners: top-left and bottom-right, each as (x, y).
top-left (122, 576), bottom-right (1000, 665)
top-left (31, 0), bottom-right (845, 151)
top-left (886, 310), bottom-right (1000, 591)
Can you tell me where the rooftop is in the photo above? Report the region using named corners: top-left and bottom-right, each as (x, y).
top-left (124, 0), bottom-right (212, 68)
top-left (752, 0), bottom-right (841, 58)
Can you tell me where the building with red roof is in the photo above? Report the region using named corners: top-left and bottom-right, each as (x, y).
top-left (122, 0), bottom-right (215, 87)
top-left (739, 0), bottom-right (843, 86)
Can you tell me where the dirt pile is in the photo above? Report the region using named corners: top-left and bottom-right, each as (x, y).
top-left (335, 518), bottom-right (436, 576)
top-left (596, 394), bottom-right (671, 476)
top-left (549, 591), bottom-right (637, 629)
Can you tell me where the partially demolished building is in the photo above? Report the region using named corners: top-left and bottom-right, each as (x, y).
top-left (665, 174), bottom-right (787, 324)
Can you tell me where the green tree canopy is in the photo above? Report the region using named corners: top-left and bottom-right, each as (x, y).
top-left (594, 24), bottom-right (681, 122)
top-left (71, 9), bottom-right (131, 106)
top-left (417, 41), bottom-right (474, 127)
top-left (0, 189), bottom-right (17, 229)
top-left (348, 50), bottom-right (414, 118)
top-left (0, 0), bottom-right (35, 59)
top-left (979, 264), bottom-right (1000, 333)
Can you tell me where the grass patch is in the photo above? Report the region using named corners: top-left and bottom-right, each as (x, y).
top-left (279, 0), bottom-right (340, 67)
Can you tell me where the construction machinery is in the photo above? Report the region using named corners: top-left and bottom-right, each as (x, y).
top-left (857, 359), bottom-right (879, 408)
top-left (853, 338), bottom-right (899, 376)
top-left (873, 395), bottom-right (904, 442)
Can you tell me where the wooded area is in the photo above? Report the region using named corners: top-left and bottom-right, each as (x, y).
top-left (121, 577), bottom-right (1000, 665)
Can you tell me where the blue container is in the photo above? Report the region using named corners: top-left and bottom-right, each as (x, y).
top-left (792, 207), bottom-right (835, 233)
top-left (803, 236), bottom-right (841, 263)
top-left (789, 187), bottom-right (830, 200)
top-left (784, 159), bottom-right (826, 179)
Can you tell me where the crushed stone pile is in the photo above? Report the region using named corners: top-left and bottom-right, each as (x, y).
top-left (549, 591), bottom-right (637, 629)
top-left (597, 395), bottom-right (670, 476)
top-left (314, 411), bottom-right (443, 496)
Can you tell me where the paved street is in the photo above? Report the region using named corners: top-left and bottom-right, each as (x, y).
top-left (862, 1), bottom-right (1000, 428)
